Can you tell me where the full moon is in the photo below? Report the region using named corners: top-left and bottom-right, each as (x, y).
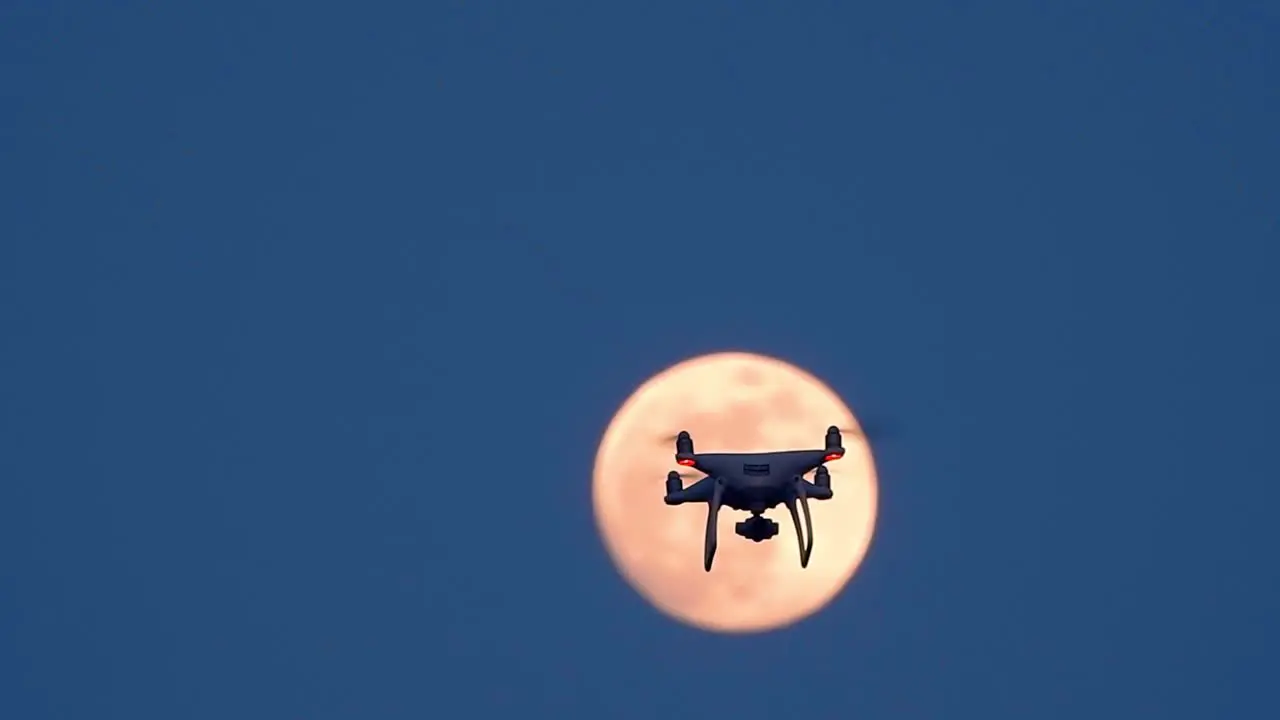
top-left (592, 351), bottom-right (879, 633)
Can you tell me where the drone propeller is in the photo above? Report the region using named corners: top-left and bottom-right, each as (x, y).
top-left (835, 418), bottom-right (897, 443)
top-left (660, 420), bottom-right (893, 448)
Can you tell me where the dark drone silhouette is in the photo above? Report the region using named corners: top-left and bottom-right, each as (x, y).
top-left (663, 425), bottom-right (855, 572)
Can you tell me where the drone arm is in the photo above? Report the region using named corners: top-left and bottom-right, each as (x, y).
top-left (665, 476), bottom-right (715, 505)
top-left (798, 478), bottom-right (833, 501)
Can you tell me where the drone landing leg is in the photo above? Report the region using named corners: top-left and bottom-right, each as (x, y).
top-left (704, 478), bottom-right (724, 572)
top-left (785, 481), bottom-right (816, 568)
top-left (784, 499), bottom-right (806, 568)
top-left (797, 483), bottom-right (815, 568)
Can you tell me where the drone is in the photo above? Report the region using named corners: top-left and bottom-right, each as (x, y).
top-left (663, 426), bottom-right (849, 572)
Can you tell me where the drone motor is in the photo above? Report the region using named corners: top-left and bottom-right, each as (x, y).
top-left (665, 471), bottom-right (683, 495)
top-left (814, 465), bottom-right (831, 489)
top-left (823, 425), bottom-right (845, 461)
top-left (674, 430), bottom-right (696, 466)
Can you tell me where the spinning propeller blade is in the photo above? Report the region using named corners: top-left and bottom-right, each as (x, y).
top-left (658, 432), bottom-right (696, 446)
top-left (836, 417), bottom-right (896, 442)
top-left (661, 419), bottom-right (892, 448)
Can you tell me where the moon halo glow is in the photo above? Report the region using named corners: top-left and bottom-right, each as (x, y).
top-left (591, 351), bottom-right (878, 633)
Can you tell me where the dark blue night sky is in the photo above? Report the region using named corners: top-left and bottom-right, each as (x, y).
top-left (3, 2), bottom-right (1278, 718)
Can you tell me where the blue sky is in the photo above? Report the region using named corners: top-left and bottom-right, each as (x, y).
top-left (3, 2), bottom-right (1278, 717)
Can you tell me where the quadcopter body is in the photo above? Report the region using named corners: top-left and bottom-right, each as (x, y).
top-left (663, 426), bottom-right (846, 571)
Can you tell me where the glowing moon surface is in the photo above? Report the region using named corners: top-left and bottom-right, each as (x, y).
top-left (592, 352), bottom-right (879, 633)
